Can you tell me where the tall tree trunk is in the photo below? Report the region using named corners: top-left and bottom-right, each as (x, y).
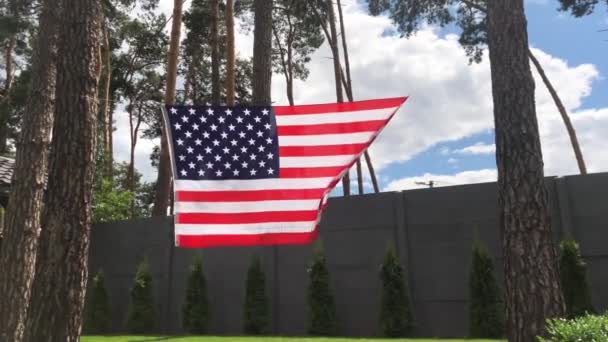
top-left (225, 0), bottom-right (236, 105)
top-left (336, 0), bottom-right (365, 194)
top-left (24, 0), bottom-right (101, 340)
top-left (326, 0), bottom-right (350, 196)
top-left (100, 20), bottom-right (113, 178)
top-left (210, 0), bottom-right (221, 105)
top-left (4, 36), bottom-right (15, 94)
top-left (364, 151), bottom-right (379, 192)
top-left (0, 1), bottom-right (58, 341)
top-left (152, 0), bottom-right (183, 216)
top-left (252, 0), bottom-right (272, 105)
top-left (336, 0), bottom-right (353, 101)
top-left (528, 49), bottom-right (587, 175)
top-left (128, 103), bottom-right (142, 218)
top-left (486, 1), bottom-right (565, 341)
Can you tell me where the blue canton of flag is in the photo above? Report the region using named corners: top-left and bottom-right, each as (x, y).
top-left (164, 105), bottom-right (280, 180)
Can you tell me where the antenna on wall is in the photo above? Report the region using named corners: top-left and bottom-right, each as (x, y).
top-left (415, 180), bottom-right (435, 188)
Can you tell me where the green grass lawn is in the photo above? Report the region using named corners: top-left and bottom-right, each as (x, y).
top-left (82, 337), bottom-right (503, 342)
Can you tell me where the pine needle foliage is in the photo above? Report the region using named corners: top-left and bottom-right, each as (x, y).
top-left (468, 240), bottom-right (504, 338)
top-left (243, 255), bottom-right (270, 335)
top-left (307, 242), bottom-right (337, 336)
top-left (559, 239), bottom-right (595, 319)
top-left (127, 258), bottom-right (156, 334)
top-left (83, 270), bottom-right (111, 334)
top-left (182, 254), bottom-right (210, 334)
top-left (379, 245), bottom-right (412, 337)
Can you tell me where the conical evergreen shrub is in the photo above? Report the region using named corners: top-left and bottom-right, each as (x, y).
top-left (182, 254), bottom-right (209, 334)
top-left (307, 242), bottom-right (337, 336)
top-left (127, 258), bottom-right (156, 334)
top-left (83, 269), bottom-right (111, 334)
top-left (379, 245), bottom-right (412, 337)
top-left (559, 239), bottom-right (595, 318)
top-left (468, 240), bottom-right (504, 338)
top-left (243, 255), bottom-right (270, 335)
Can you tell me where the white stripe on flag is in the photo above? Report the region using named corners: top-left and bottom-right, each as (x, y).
top-left (278, 132), bottom-right (373, 146)
top-left (175, 199), bottom-right (321, 213)
top-left (175, 177), bottom-right (333, 191)
top-left (176, 221), bottom-right (318, 235)
top-left (279, 155), bottom-right (354, 168)
top-left (275, 107), bottom-right (397, 126)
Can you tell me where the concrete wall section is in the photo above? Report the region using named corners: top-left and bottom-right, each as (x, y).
top-left (88, 172), bottom-right (608, 337)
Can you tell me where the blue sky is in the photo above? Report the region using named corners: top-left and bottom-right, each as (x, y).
top-left (136, 0), bottom-right (608, 195)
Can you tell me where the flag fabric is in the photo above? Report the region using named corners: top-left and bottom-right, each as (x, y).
top-left (163, 96), bottom-right (408, 248)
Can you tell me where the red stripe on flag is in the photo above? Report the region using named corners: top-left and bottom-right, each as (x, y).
top-left (176, 210), bottom-right (318, 224)
top-left (279, 166), bottom-right (344, 178)
top-left (279, 143), bottom-right (367, 157)
top-left (277, 120), bottom-right (386, 136)
top-left (176, 228), bottom-right (319, 248)
top-left (176, 188), bottom-right (326, 202)
top-left (273, 97), bottom-right (407, 115)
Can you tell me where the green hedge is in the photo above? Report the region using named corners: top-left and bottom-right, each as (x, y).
top-left (127, 258), bottom-right (156, 333)
top-left (243, 255), bottom-right (270, 335)
top-left (379, 245), bottom-right (412, 337)
top-left (307, 242), bottom-right (337, 336)
top-left (182, 254), bottom-right (209, 334)
top-left (83, 270), bottom-right (111, 334)
top-left (559, 239), bottom-right (595, 318)
top-left (468, 240), bottom-right (504, 338)
top-left (539, 313), bottom-right (608, 342)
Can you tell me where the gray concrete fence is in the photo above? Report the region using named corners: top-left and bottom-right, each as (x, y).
top-left (88, 172), bottom-right (608, 337)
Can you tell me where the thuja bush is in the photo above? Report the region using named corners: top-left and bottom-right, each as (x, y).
top-left (379, 245), bottom-right (412, 337)
top-left (127, 258), bottom-right (156, 333)
top-left (243, 255), bottom-right (270, 335)
top-left (468, 240), bottom-right (504, 338)
top-left (539, 313), bottom-right (608, 342)
top-left (307, 242), bottom-right (337, 336)
top-left (559, 239), bottom-right (595, 319)
top-left (182, 254), bottom-right (209, 334)
top-left (83, 270), bottom-right (111, 334)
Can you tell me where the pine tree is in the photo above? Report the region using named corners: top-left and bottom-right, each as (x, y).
top-left (243, 255), bottom-right (270, 335)
top-left (127, 258), bottom-right (156, 334)
top-left (379, 245), bottom-right (412, 337)
top-left (83, 270), bottom-right (111, 334)
top-left (307, 243), bottom-right (337, 336)
top-left (182, 255), bottom-right (209, 334)
top-left (468, 240), bottom-right (504, 338)
top-left (559, 239), bottom-right (595, 318)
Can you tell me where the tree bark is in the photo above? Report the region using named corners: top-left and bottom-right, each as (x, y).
top-left (486, 1), bottom-right (565, 341)
top-left (152, 0), bottom-right (183, 216)
top-left (225, 0), bottom-right (236, 105)
top-left (336, 0), bottom-right (353, 101)
top-left (210, 0), bottom-right (221, 105)
top-left (528, 49), bottom-right (587, 175)
top-left (24, 0), bottom-right (101, 340)
top-left (4, 36), bottom-right (15, 94)
top-left (326, 0), bottom-right (350, 196)
top-left (364, 151), bottom-right (379, 193)
top-left (252, 0), bottom-right (272, 105)
top-left (0, 1), bottom-right (58, 341)
top-left (100, 20), bottom-right (113, 178)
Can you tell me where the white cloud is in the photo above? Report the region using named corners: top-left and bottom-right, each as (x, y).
top-left (453, 142), bottom-right (496, 155)
top-left (447, 157), bottom-right (458, 164)
top-left (384, 169), bottom-right (498, 191)
top-left (132, 0), bottom-right (608, 187)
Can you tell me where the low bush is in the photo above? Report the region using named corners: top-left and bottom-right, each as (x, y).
top-left (127, 258), bottom-right (156, 333)
top-left (182, 254), bottom-right (209, 334)
top-left (539, 313), bottom-right (608, 342)
top-left (83, 270), bottom-right (111, 334)
top-left (559, 239), bottom-right (595, 318)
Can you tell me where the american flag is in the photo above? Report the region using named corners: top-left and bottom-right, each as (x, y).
top-left (163, 97), bottom-right (407, 248)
